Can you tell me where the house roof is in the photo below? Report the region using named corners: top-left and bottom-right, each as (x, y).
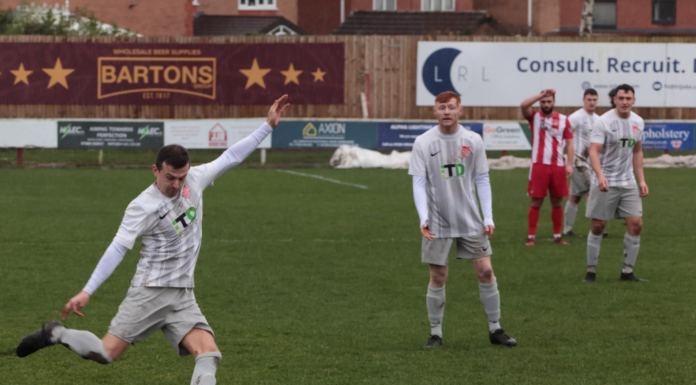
top-left (193, 15), bottom-right (304, 36)
top-left (333, 10), bottom-right (490, 35)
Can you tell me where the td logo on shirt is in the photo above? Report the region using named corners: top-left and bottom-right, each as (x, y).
top-left (172, 207), bottom-right (198, 234)
top-left (618, 138), bottom-right (636, 148)
top-left (441, 164), bottom-right (465, 179)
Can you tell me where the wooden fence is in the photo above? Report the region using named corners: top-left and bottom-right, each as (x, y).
top-left (2, 35), bottom-right (696, 120)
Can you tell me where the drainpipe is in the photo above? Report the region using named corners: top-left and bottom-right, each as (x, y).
top-left (340, 0), bottom-right (345, 24)
top-left (527, 0), bottom-right (532, 36)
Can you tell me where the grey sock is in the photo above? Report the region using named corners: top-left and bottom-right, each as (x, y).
top-left (587, 231), bottom-right (603, 269)
top-left (564, 201), bottom-right (578, 234)
top-left (479, 279), bottom-right (501, 333)
top-left (51, 327), bottom-right (113, 364)
top-left (426, 285), bottom-right (446, 337)
top-left (191, 352), bottom-right (222, 385)
top-left (623, 233), bottom-right (640, 273)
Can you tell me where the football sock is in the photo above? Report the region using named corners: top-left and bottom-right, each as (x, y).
top-left (528, 206), bottom-right (540, 237)
top-left (587, 231), bottom-right (603, 270)
top-left (552, 206), bottom-right (564, 237)
top-left (563, 201), bottom-right (578, 234)
top-left (191, 352), bottom-right (222, 385)
top-left (50, 326), bottom-right (113, 364)
top-left (622, 233), bottom-right (640, 274)
top-left (426, 285), bottom-right (446, 337)
top-left (479, 279), bottom-right (501, 333)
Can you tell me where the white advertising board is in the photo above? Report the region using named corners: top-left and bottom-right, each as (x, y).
top-left (164, 119), bottom-right (271, 149)
top-left (483, 122), bottom-right (532, 151)
top-left (0, 120), bottom-right (56, 147)
top-left (417, 42), bottom-right (696, 107)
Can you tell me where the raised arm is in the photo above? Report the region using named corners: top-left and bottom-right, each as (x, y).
top-left (633, 141), bottom-right (648, 197)
top-left (520, 89), bottom-right (555, 119)
top-left (208, 95), bottom-right (290, 179)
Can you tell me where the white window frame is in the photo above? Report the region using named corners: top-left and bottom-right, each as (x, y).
top-left (421, 0), bottom-right (456, 11)
top-left (373, 0), bottom-right (397, 11)
top-left (239, 0), bottom-right (277, 11)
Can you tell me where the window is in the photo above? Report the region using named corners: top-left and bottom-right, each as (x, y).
top-left (422, 0), bottom-right (455, 11)
top-left (373, 0), bottom-right (397, 11)
top-left (593, 0), bottom-right (616, 29)
top-left (653, 0), bottom-right (676, 24)
top-left (239, 0), bottom-right (277, 11)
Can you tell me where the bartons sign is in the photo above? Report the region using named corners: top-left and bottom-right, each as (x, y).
top-left (0, 43), bottom-right (344, 105)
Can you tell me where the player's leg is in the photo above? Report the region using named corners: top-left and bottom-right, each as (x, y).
top-left (471, 257), bottom-right (516, 347)
top-left (456, 236), bottom-right (515, 347)
top-left (163, 288), bottom-right (221, 384)
top-left (421, 237), bottom-right (452, 347)
top-left (584, 184), bottom-right (620, 281)
top-left (564, 194), bottom-right (582, 237)
top-left (526, 165), bottom-right (549, 246)
top-left (617, 186), bottom-right (646, 281)
top-left (181, 329), bottom-right (221, 385)
top-left (550, 166), bottom-right (570, 244)
top-left (16, 322), bottom-right (124, 364)
top-left (587, 218), bottom-right (607, 279)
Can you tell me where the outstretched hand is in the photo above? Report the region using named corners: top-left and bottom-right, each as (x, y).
top-left (266, 94), bottom-right (290, 129)
top-left (61, 291), bottom-right (91, 320)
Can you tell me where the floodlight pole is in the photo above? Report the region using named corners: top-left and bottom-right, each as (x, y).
top-left (528, 0), bottom-right (533, 36)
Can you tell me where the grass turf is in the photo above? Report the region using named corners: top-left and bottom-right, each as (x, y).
top-left (1, 165), bottom-right (695, 384)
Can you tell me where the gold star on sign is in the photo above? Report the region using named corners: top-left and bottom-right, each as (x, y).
top-left (281, 63), bottom-right (303, 85)
top-left (42, 58), bottom-right (74, 89)
top-left (312, 68), bottom-right (326, 82)
top-left (11, 63), bottom-right (33, 85)
top-left (239, 58), bottom-right (271, 90)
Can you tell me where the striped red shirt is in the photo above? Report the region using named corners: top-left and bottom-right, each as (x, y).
top-left (526, 111), bottom-right (573, 166)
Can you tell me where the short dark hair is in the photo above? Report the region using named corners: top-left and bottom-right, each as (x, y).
top-left (583, 88), bottom-right (598, 97)
top-left (615, 84), bottom-right (635, 96)
top-left (156, 144), bottom-right (189, 170)
top-left (608, 87), bottom-right (617, 108)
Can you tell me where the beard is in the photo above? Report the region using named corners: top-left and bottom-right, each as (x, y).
top-left (541, 106), bottom-right (554, 115)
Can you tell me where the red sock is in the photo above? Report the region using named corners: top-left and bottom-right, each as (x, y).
top-left (528, 206), bottom-right (540, 237)
top-left (552, 206), bottom-right (563, 235)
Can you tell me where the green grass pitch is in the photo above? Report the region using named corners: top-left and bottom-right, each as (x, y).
top-left (1, 165), bottom-right (695, 384)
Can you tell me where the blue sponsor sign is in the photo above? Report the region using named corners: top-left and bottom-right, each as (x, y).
top-left (378, 122), bottom-right (482, 149)
top-left (271, 121), bottom-right (378, 148)
top-left (642, 123), bottom-right (694, 150)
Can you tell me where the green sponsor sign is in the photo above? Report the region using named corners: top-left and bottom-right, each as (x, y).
top-left (271, 121), bottom-right (378, 148)
top-left (58, 121), bottom-right (164, 149)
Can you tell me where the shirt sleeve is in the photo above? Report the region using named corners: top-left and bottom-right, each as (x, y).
top-left (636, 118), bottom-right (645, 142)
top-left (474, 136), bottom-right (489, 176)
top-left (525, 110), bottom-right (537, 124)
top-left (563, 118), bottom-right (574, 139)
top-left (590, 120), bottom-right (607, 144)
top-left (408, 140), bottom-right (427, 177)
top-left (82, 242), bottom-right (127, 295)
top-left (113, 201), bottom-right (150, 250)
top-left (475, 172), bottom-right (494, 227)
top-left (412, 175), bottom-right (428, 227)
top-left (191, 122), bottom-right (273, 188)
top-left (568, 114), bottom-right (579, 132)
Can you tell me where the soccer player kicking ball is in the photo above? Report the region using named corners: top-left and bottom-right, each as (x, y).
top-left (563, 89), bottom-right (600, 237)
top-left (520, 89), bottom-right (575, 246)
top-left (584, 84), bottom-right (648, 282)
top-left (409, 91), bottom-right (516, 348)
top-left (16, 95), bottom-right (290, 384)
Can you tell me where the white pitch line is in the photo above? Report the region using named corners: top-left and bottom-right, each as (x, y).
top-left (276, 169), bottom-right (368, 190)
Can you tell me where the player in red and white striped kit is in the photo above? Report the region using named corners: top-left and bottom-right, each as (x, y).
top-left (520, 89), bottom-right (575, 246)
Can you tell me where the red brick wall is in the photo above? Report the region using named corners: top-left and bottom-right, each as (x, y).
top-left (560, 0), bottom-right (696, 30)
top-left (199, 0), bottom-right (297, 24)
top-left (297, 0), bottom-right (340, 34)
top-left (473, 0), bottom-right (528, 35)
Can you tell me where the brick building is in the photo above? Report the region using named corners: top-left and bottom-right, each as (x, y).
top-left (1, 0), bottom-right (692, 36)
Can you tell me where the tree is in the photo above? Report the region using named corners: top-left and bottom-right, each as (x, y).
top-left (579, 0), bottom-right (595, 37)
top-left (0, 3), bottom-right (139, 36)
